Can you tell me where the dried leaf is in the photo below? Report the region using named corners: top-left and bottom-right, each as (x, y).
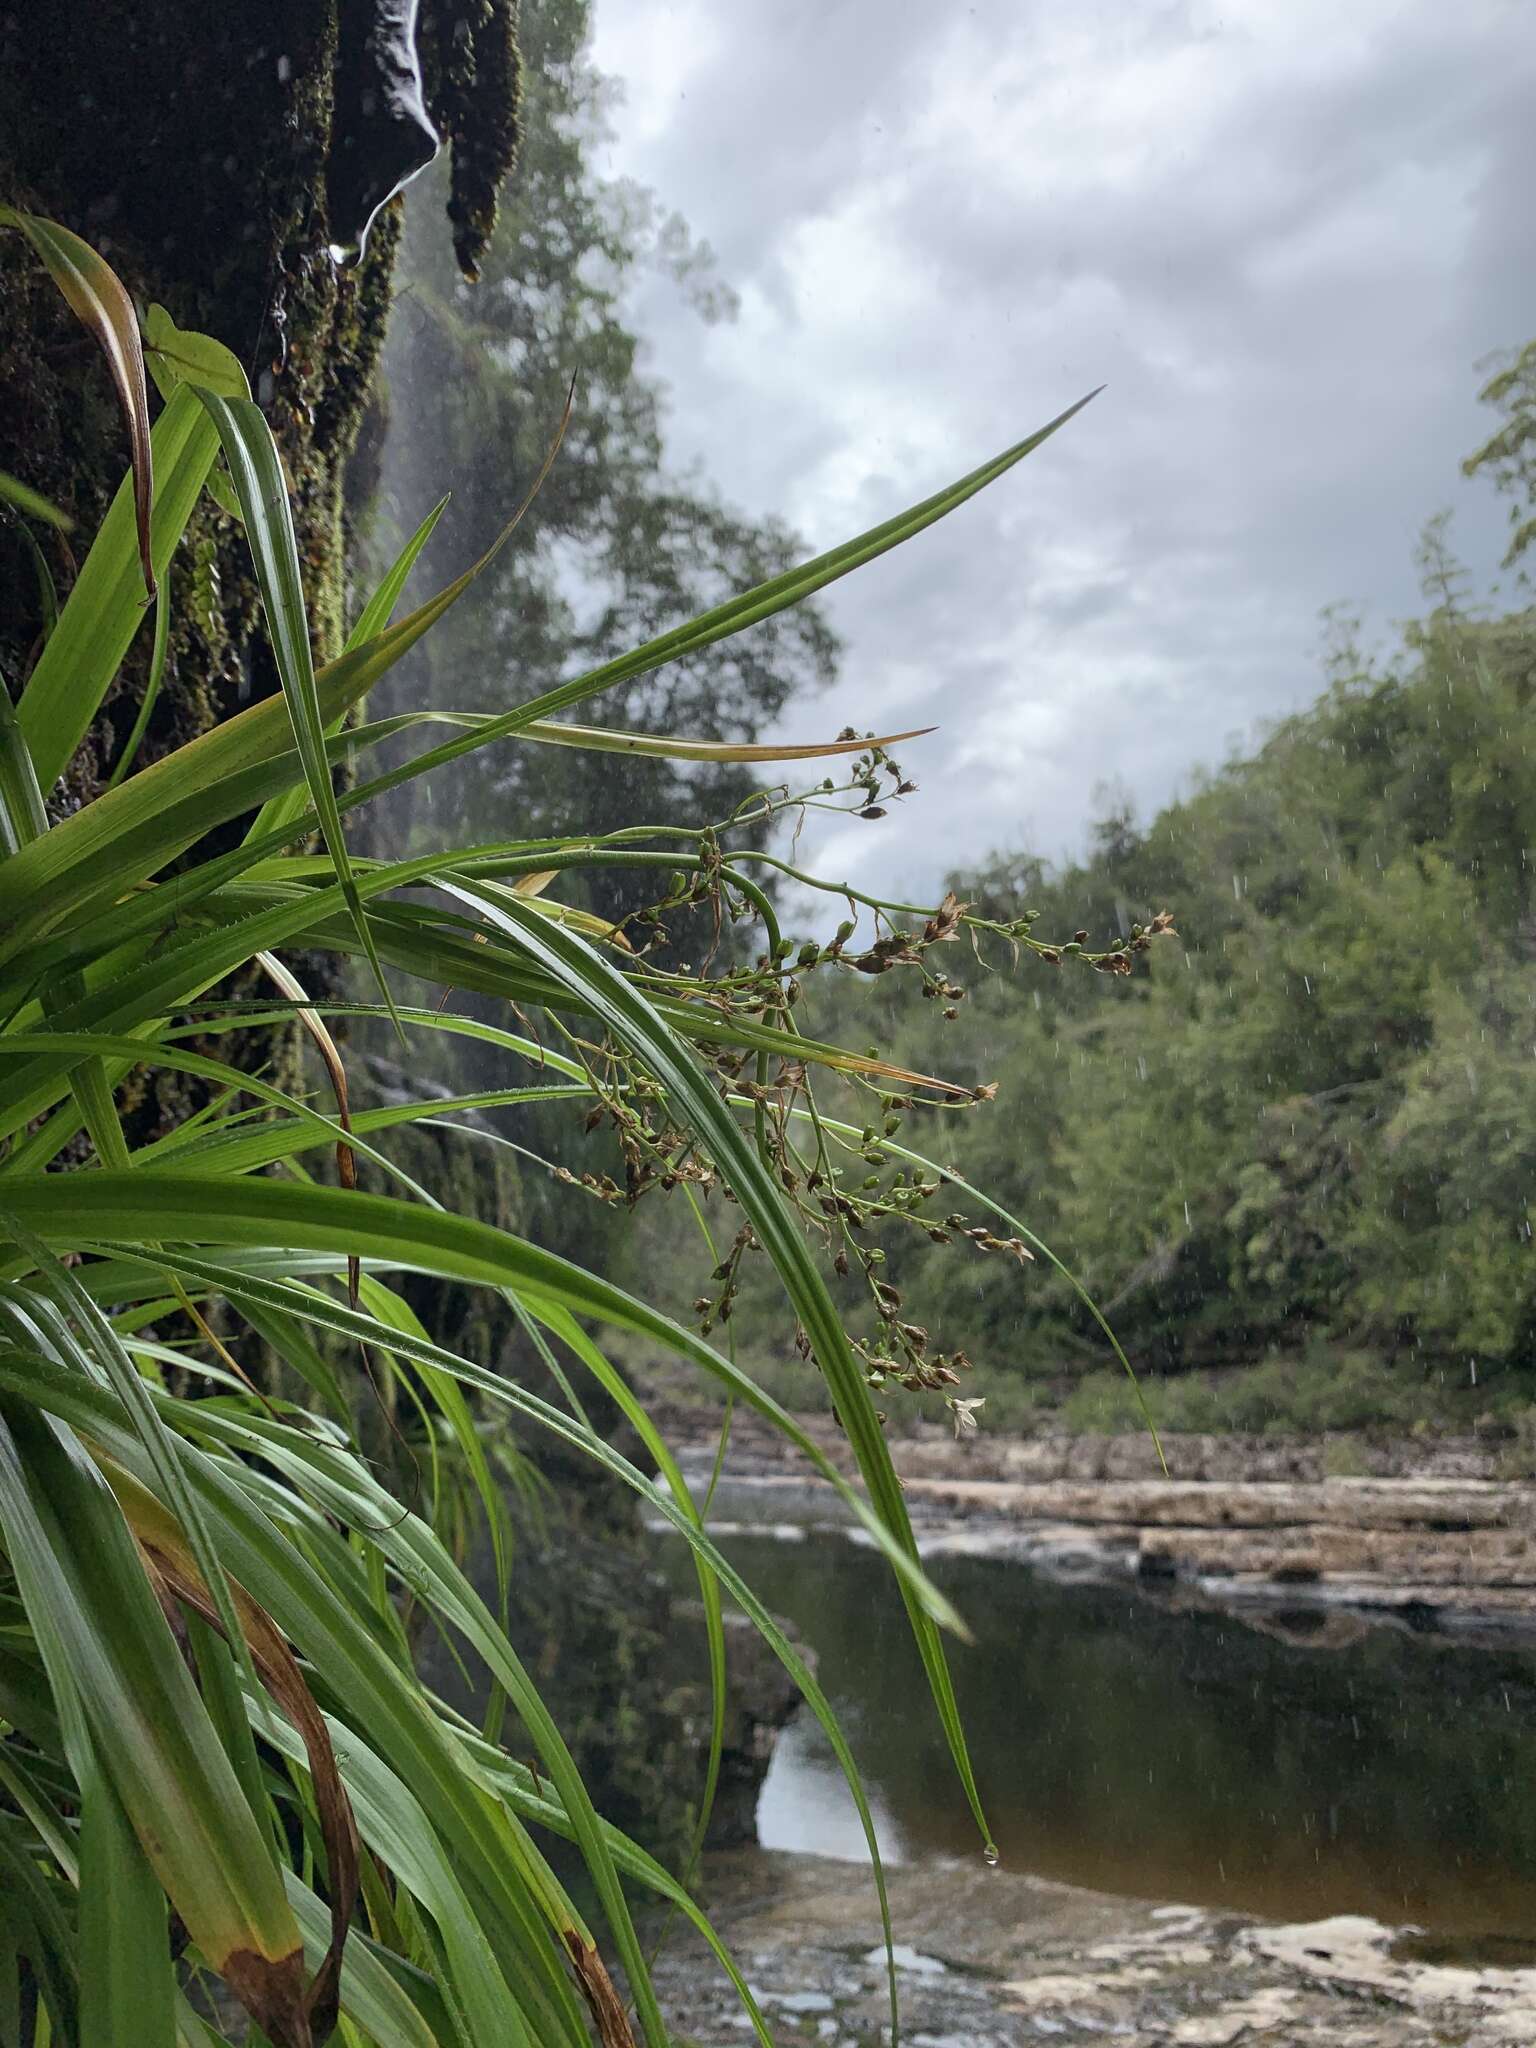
top-left (563, 1930), bottom-right (639, 2048)
top-left (510, 869), bottom-right (560, 897)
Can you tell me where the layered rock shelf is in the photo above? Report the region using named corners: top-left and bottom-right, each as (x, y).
top-left (656, 1410), bottom-right (1536, 1635)
top-left (897, 1470), bottom-right (1536, 1630)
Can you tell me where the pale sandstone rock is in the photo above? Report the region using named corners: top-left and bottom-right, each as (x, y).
top-left (1172, 1987), bottom-right (1301, 2043)
top-left (662, 1415), bottom-right (1536, 1626)
top-left (656, 1853), bottom-right (1519, 2046)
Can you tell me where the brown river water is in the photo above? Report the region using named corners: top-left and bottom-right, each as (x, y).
top-left (653, 1511), bottom-right (1536, 1944)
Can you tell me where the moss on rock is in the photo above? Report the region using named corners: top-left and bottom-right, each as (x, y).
top-left (421, 0), bottom-right (523, 281)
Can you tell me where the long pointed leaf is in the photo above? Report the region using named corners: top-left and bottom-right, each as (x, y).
top-left (142, 303), bottom-right (250, 405)
top-left (0, 208), bottom-right (153, 593)
top-left (440, 873), bottom-right (994, 1847)
top-left (0, 418), bottom-right (557, 952)
top-left (514, 717), bottom-right (935, 763)
top-left (0, 1402), bottom-right (304, 2036)
top-left (79, 1771), bottom-right (175, 2048)
top-left (0, 469), bottom-right (72, 529)
top-left (348, 394), bottom-right (1098, 802)
top-left (1, 1186), bottom-right (961, 1648)
top-left (0, 669), bottom-right (48, 857)
top-left (16, 385), bottom-right (217, 790)
top-left (246, 495), bottom-right (451, 848)
top-left (191, 388), bottom-right (400, 1032)
top-left (1, 401), bottom-right (1088, 954)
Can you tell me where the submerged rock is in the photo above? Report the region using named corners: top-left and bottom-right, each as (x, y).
top-left (663, 1601), bottom-right (807, 1847)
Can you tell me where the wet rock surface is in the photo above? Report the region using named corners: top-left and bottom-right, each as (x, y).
top-left (654, 1411), bottom-right (1536, 1638)
top-left (652, 1849), bottom-right (1536, 2044)
top-left (895, 1472), bottom-right (1536, 1634)
top-left (666, 1603), bottom-right (808, 1846)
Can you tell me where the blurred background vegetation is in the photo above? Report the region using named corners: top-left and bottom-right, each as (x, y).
top-left (620, 483), bottom-right (1536, 1438)
top-left (355, 0), bottom-right (1536, 1447)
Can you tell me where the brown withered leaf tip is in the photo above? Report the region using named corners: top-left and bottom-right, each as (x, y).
top-left (220, 1947), bottom-right (309, 2048)
top-left (142, 1535), bottom-right (359, 2048)
top-left (563, 1931), bottom-right (640, 2048)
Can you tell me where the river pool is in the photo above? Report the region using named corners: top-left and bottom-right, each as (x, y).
top-left (653, 1517), bottom-right (1536, 1943)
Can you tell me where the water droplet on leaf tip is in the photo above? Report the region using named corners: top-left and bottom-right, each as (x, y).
top-left (982, 1842), bottom-right (1000, 1867)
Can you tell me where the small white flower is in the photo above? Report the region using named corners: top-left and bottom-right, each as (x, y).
top-left (949, 1396), bottom-right (985, 1440)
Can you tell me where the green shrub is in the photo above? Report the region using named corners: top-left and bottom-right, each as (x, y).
top-left (1052, 1347), bottom-right (1448, 1440)
top-left (1495, 1405), bottom-right (1536, 1480)
top-left (1322, 1432), bottom-right (1370, 1478)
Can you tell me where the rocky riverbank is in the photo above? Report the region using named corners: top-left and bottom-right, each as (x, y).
top-left (653, 1848), bottom-right (1536, 2046)
top-left (654, 1410), bottom-right (1536, 1638)
top-left (638, 1414), bottom-right (1536, 2042)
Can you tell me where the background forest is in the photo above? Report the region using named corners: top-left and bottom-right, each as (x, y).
top-left (727, 570), bottom-right (1536, 1438)
top-left (358, 0), bottom-right (1536, 1444)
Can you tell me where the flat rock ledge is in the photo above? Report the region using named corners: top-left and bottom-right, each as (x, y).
top-left (895, 1472), bottom-right (1536, 1634)
top-left (660, 1416), bottom-right (1536, 1635)
top-left (652, 1848), bottom-right (1536, 2046)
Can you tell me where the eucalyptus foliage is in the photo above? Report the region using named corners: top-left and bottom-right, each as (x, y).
top-left (0, 214), bottom-right (1100, 2045)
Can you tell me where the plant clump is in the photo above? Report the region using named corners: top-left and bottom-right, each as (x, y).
top-left (0, 211), bottom-right (1124, 2044)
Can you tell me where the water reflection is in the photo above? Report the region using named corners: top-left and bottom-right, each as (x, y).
top-left (758, 1725), bottom-right (911, 1864)
top-left (656, 1523), bottom-right (1536, 1935)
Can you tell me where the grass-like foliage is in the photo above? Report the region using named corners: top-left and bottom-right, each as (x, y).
top-left (0, 214), bottom-right (1092, 2046)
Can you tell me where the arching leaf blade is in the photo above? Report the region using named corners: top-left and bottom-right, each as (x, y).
top-left (0, 468), bottom-right (72, 529)
top-left (0, 1402), bottom-right (304, 2035)
top-left (78, 1771), bottom-right (175, 2048)
top-left (0, 209), bottom-right (154, 593)
top-left (16, 385), bottom-right (217, 790)
top-left (190, 387), bottom-right (401, 1033)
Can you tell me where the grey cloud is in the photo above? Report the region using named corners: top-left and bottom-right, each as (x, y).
top-left (591, 0), bottom-right (1535, 911)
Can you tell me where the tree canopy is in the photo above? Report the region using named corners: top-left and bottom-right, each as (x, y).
top-left (363, 0), bottom-right (838, 902)
top-left (623, 347), bottom-right (1536, 1437)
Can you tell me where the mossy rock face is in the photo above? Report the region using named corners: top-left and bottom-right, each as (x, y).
top-left (1, 6), bottom-right (391, 794)
top-left (1, 16), bottom-right (397, 1140)
top-left (0, 1), bottom-right (516, 1141)
top-left (0, 1), bottom-right (519, 799)
top-left (0, 0), bottom-right (713, 1862)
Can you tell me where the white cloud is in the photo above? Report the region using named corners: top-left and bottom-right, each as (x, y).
top-left (590, 0), bottom-right (1536, 909)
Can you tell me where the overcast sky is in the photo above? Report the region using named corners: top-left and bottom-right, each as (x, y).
top-left (586, 0), bottom-right (1535, 906)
